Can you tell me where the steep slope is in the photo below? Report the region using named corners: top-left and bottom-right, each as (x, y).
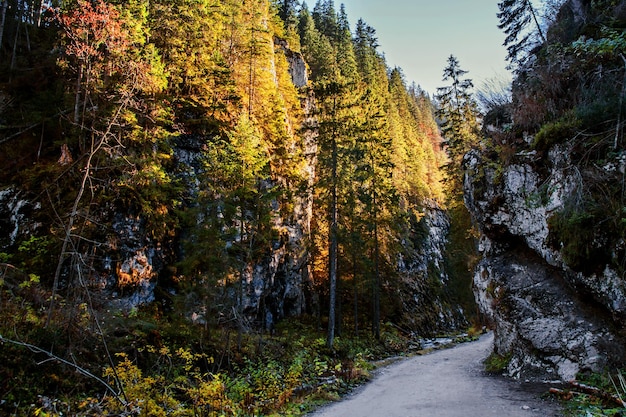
top-left (466, 0), bottom-right (626, 380)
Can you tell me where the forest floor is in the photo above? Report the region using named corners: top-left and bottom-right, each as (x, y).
top-left (307, 332), bottom-right (564, 417)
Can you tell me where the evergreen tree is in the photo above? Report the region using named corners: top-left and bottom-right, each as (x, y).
top-left (312, 0), bottom-right (338, 40)
top-left (354, 19), bottom-right (380, 83)
top-left (303, 0), bottom-right (362, 347)
top-left (435, 56), bottom-right (479, 331)
top-left (356, 93), bottom-right (395, 340)
top-left (276, 0), bottom-right (300, 27)
top-left (388, 68), bottom-right (442, 207)
top-left (298, 4), bottom-right (334, 79)
top-left (350, 22), bottom-right (396, 338)
top-left (274, 0), bottom-right (301, 48)
top-left (435, 55), bottom-right (480, 180)
top-left (497, 0), bottom-right (546, 68)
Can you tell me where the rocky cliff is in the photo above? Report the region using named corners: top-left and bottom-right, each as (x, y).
top-left (465, 143), bottom-right (626, 381)
top-left (0, 39), bottom-right (317, 327)
top-left (464, 0), bottom-right (626, 382)
top-left (396, 205), bottom-right (467, 336)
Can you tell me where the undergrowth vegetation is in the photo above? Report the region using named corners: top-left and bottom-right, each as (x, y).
top-left (562, 371), bottom-right (626, 417)
top-left (0, 265), bottom-right (421, 416)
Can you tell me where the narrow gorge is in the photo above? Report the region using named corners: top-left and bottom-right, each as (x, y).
top-left (1, 0), bottom-right (626, 415)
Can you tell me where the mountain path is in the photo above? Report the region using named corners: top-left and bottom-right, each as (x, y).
top-left (307, 333), bottom-right (563, 417)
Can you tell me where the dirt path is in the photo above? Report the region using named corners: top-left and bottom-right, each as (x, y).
top-left (308, 333), bottom-right (563, 417)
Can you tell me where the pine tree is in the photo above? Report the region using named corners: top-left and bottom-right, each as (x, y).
top-left (151, 0), bottom-right (239, 126)
top-left (354, 19), bottom-right (379, 83)
top-left (435, 55), bottom-right (480, 178)
top-left (277, 0), bottom-right (299, 27)
top-left (350, 21), bottom-right (396, 338)
top-left (312, 0), bottom-right (338, 41)
top-left (356, 93), bottom-right (395, 340)
top-left (274, 0), bottom-right (301, 48)
top-left (302, 0), bottom-right (362, 348)
top-left (298, 4), bottom-right (334, 79)
top-left (497, 0), bottom-right (546, 68)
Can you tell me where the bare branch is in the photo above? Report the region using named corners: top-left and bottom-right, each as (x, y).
top-left (0, 334), bottom-right (127, 406)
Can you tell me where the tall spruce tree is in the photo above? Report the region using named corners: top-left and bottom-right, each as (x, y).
top-left (277, 0), bottom-right (299, 25)
top-left (312, 0), bottom-right (338, 40)
top-left (351, 21), bottom-right (397, 339)
top-left (436, 55), bottom-right (480, 181)
top-left (435, 56), bottom-right (480, 327)
top-left (497, 0), bottom-right (546, 68)
top-left (357, 94), bottom-right (395, 340)
top-left (303, 0), bottom-right (361, 348)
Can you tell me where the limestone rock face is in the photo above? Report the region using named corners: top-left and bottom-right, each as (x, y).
top-left (167, 42), bottom-right (317, 329)
top-left (465, 148), bottom-right (626, 381)
top-left (234, 39), bottom-right (316, 329)
top-left (108, 214), bottom-right (161, 310)
top-left (396, 205), bottom-right (467, 335)
top-left (276, 38), bottom-right (308, 89)
top-left (0, 187), bottom-right (40, 249)
top-left (474, 243), bottom-right (618, 381)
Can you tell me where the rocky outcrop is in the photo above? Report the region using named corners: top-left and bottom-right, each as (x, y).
top-left (107, 214), bottom-right (162, 310)
top-left (465, 147), bottom-right (626, 381)
top-left (170, 41), bottom-right (316, 329)
top-left (0, 187), bottom-right (40, 249)
top-left (275, 38), bottom-right (308, 89)
top-left (396, 205), bottom-right (467, 335)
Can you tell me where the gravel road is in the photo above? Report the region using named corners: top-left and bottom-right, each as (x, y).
top-left (308, 333), bottom-right (563, 417)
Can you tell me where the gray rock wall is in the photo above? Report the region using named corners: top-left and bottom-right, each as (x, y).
top-left (396, 205), bottom-right (467, 335)
top-left (0, 187), bottom-right (39, 249)
top-left (464, 148), bottom-right (626, 381)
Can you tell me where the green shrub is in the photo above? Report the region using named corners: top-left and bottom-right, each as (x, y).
top-left (547, 207), bottom-right (614, 275)
top-left (533, 113), bottom-right (582, 151)
top-left (575, 96), bottom-right (621, 132)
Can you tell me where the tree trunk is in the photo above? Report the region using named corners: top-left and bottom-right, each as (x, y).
top-left (614, 54), bottom-right (626, 150)
top-left (10, 19), bottom-right (19, 71)
top-left (74, 64), bottom-right (83, 125)
top-left (327, 94), bottom-right (338, 349)
top-left (372, 190), bottom-right (380, 340)
top-left (37, 0), bottom-right (46, 27)
top-left (353, 248), bottom-right (359, 336)
top-left (336, 264), bottom-right (342, 337)
top-left (238, 199), bottom-right (246, 352)
top-left (248, 27), bottom-right (255, 116)
top-left (526, 0), bottom-right (546, 43)
top-left (0, 0), bottom-right (8, 55)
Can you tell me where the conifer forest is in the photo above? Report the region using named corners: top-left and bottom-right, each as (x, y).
top-left (1, 0), bottom-right (626, 415)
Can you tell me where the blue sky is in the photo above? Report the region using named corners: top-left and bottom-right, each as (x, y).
top-left (337, 0), bottom-right (511, 96)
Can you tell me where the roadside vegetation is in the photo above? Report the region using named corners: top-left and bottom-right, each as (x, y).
top-left (556, 371), bottom-right (626, 417)
top-left (0, 265), bottom-right (480, 417)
